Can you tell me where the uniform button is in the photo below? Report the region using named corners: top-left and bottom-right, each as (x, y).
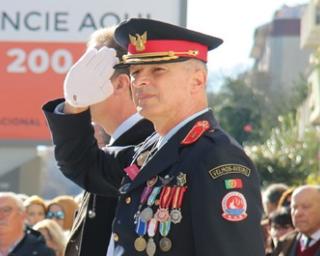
top-left (113, 233), bottom-right (119, 241)
top-left (125, 196), bottom-right (131, 204)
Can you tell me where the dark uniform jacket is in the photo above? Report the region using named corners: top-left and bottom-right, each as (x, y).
top-left (272, 231), bottom-right (320, 256)
top-left (9, 228), bottom-right (55, 256)
top-left (43, 99), bottom-right (265, 256)
top-left (65, 116), bottom-right (154, 256)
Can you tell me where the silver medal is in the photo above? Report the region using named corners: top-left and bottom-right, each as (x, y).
top-left (140, 207), bottom-right (154, 222)
top-left (146, 238), bottom-right (156, 256)
top-left (170, 209), bottom-right (182, 224)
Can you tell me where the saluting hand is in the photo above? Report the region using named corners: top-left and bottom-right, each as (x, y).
top-left (63, 46), bottom-right (119, 108)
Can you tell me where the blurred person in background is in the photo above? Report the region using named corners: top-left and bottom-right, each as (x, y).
top-left (262, 183), bottom-right (289, 254)
top-left (92, 122), bottom-right (110, 148)
top-left (33, 219), bottom-right (67, 256)
top-left (23, 195), bottom-right (47, 227)
top-left (47, 195), bottom-right (78, 233)
top-left (272, 185), bottom-right (320, 256)
top-left (64, 27), bottom-right (154, 256)
top-left (263, 183), bottom-right (289, 217)
top-left (267, 206), bottom-right (294, 255)
top-left (0, 192), bottom-right (54, 256)
top-left (277, 187), bottom-right (295, 210)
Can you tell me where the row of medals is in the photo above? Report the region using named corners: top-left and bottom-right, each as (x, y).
top-left (132, 164), bottom-right (187, 256)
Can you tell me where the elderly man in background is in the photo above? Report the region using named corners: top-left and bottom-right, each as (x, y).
top-left (0, 192), bottom-right (54, 256)
top-left (272, 185), bottom-right (320, 256)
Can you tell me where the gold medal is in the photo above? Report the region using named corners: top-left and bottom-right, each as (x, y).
top-left (137, 151), bottom-right (150, 166)
top-left (134, 236), bottom-right (147, 252)
top-left (177, 172), bottom-right (187, 186)
top-left (159, 237), bottom-right (172, 252)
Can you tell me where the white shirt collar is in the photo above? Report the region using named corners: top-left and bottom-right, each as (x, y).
top-left (109, 113), bottom-right (143, 145)
top-left (310, 229), bottom-right (320, 244)
top-left (301, 229), bottom-right (320, 247)
top-left (157, 108), bottom-right (209, 149)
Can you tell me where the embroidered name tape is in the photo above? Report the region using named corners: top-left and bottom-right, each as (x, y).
top-left (209, 164), bottom-right (251, 180)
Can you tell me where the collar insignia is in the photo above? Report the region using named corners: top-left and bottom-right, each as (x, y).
top-left (181, 120), bottom-right (210, 145)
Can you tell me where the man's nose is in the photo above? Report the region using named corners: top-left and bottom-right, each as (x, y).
top-left (132, 73), bottom-right (150, 88)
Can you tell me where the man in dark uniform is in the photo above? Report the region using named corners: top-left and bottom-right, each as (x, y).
top-left (43, 18), bottom-right (265, 255)
top-left (62, 27), bottom-right (154, 256)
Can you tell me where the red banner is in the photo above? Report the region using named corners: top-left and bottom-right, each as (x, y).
top-left (0, 41), bottom-right (85, 143)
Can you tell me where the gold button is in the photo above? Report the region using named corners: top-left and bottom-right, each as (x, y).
top-left (113, 233), bottom-right (119, 241)
top-left (125, 197), bottom-right (131, 204)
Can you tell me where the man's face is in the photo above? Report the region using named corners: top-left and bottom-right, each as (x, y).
top-left (129, 61), bottom-right (196, 123)
top-left (291, 188), bottom-right (320, 236)
top-left (0, 197), bottom-right (25, 236)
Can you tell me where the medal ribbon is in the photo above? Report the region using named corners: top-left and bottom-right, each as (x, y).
top-left (147, 218), bottom-right (158, 237)
top-left (159, 220), bottom-right (171, 237)
top-left (159, 186), bottom-right (174, 208)
top-left (147, 186), bottom-right (161, 206)
top-left (140, 186), bottom-right (153, 204)
top-left (135, 217), bottom-right (147, 236)
top-left (177, 186), bottom-right (187, 209)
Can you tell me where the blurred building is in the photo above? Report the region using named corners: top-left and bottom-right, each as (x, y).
top-left (250, 4), bottom-right (311, 92)
top-left (299, 0), bottom-right (320, 133)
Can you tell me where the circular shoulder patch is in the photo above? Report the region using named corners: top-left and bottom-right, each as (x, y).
top-left (221, 191), bottom-right (247, 221)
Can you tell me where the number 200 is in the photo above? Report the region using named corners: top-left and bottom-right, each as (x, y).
top-left (6, 48), bottom-right (73, 74)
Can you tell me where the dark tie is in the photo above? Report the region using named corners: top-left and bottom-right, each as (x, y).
top-left (305, 236), bottom-right (312, 249)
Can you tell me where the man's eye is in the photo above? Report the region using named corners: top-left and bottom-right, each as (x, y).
top-left (154, 67), bottom-right (165, 73)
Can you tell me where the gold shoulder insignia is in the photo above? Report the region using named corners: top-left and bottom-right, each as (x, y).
top-left (209, 164), bottom-right (251, 180)
top-left (129, 31), bottom-right (147, 52)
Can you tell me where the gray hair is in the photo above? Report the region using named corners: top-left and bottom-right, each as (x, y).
top-left (0, 192), bottom-right (25, 212)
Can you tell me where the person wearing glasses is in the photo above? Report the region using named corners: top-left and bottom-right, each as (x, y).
top-left (0, 192), bottom-right (55, 256)
top-left (46, 195), bottom-right (78, 233)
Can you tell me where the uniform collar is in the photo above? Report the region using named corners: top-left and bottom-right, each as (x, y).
top-left (157, 108), bottom-right (209, 150)
top-left (121, 109), bottom-right (219, 193)
top-left (109, 113), bottom-right (143, 144)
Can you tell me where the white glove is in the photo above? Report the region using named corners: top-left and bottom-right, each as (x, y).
top-left (64, 47), bottom-right (119, 107)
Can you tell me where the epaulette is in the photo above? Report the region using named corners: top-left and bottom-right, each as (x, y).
top-left (181, 120), bottom-right (211, 145)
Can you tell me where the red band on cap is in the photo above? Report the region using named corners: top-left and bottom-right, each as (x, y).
top-left (128, 40), bottom-right (208, 62)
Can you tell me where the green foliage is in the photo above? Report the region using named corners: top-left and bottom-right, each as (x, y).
top-left (207, 72), bottom-right (309, 145)
top-left (207, 71), bottom-right (318, 186)
top-left (245, 114), bottom-right (319, 186)
top-left (208, 77), bottom-right (264, 144)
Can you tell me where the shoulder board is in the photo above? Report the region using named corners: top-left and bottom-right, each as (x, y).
top-left (181, 120), bottom-right (212, 145)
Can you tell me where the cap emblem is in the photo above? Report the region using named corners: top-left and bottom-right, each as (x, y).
top-left (129, 31), bottom-right (147, 52)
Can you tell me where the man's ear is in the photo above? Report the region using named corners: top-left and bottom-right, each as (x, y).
top-left (191, 67), bottom-right (207, 93)
top-left (112, 74), bottom-right (131, 95)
